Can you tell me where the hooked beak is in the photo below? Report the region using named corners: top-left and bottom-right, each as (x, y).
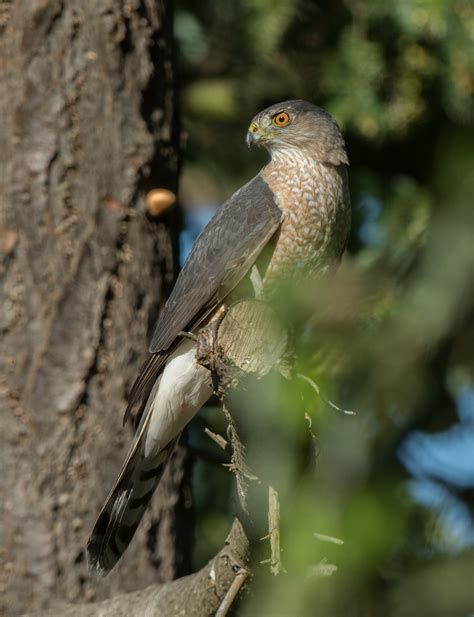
top-left (246, 123), bottom-right (263, 148)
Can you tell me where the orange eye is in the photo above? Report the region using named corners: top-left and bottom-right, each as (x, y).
top-left (272, 112), bottom-right (290, 127)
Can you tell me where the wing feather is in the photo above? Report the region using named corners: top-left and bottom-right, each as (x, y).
top-left (123, 174), bottom-right (281, 425)
top-left (150, 173), bottom-right (282, 352)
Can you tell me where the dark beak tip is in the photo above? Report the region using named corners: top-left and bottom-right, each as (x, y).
top-left (246, 130), bottom-right (261, 149)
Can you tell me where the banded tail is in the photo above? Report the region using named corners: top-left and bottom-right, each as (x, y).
top-left (86, 339), bottom-right (212, 576)
top-left (86, 432), bottom-right (178, 576)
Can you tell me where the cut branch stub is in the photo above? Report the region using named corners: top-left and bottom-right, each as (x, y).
top-left (210, 299), bottom-right (288, 380)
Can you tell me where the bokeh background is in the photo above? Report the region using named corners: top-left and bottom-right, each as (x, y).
top-left (174, 1), bottom-right (474, 615)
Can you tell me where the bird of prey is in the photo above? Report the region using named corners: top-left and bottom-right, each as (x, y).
top-left (86, 100), bottom-right (351, 576)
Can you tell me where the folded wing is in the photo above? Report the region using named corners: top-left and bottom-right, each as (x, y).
top-left (125, 174), bottom-right (282, 424)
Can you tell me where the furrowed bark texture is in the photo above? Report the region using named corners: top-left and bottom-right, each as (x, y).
top-left (0, 1), bottom-right (190, 614)
top-left (22, 520), bottom-right (250, 617)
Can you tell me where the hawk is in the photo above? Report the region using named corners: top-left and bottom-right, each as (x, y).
top-left (87, 100), bottom-right (351, 575)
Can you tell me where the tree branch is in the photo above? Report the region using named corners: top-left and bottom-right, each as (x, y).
top-left (23, 519), bottom-right (249, 617)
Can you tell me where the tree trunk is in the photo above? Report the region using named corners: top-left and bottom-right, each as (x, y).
top-left (23, 520), bottom-right (250, 617)
top-left (0, 1), bottom-right (189, 614)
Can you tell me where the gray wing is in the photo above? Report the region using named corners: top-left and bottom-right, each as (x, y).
top-left (150, 173), bottom-right (282, 352)
top-left (124, 174), bottom-right (281, 424)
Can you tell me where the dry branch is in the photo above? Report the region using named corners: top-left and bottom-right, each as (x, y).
top-left (261, 486), bottom-right (285, 576)
top-left (197, 299), bottom-right (288, 385)
top-left (197, 298), bottom-right (291, 578)
top-left (23, 520), bottom-right (249, 617)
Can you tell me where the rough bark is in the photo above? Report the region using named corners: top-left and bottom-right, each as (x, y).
top-left (0, 1), bottom-right (189, 614)
top-left (23, 520), bottom-right (250, 617)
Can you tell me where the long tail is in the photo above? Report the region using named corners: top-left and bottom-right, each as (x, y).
top-left (86, 338), bottom-right (212, 576)
top-left (86, 429), bottom-right (178, 576)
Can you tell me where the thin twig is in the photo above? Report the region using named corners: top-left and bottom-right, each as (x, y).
top-left (260, 485), bottom-right (286, 575)
top-left (297, 373), bottom-right (356, 416)
top-left (249, 265), bottom-right (264, 299)
top-left (204, 428), bottom-right (229, 452)
top-left (313, 532), bottom-right (344, 545)
top-left (215, 568), bottom-right (249, 617)
top-left (222, 403), bottom-right (259, 512)
top-left (304, 412), bottom-right (318, 450)
top-left (177, 330), bottom-right (198, 342)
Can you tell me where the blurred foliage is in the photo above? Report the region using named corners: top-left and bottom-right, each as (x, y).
top-left (175, 0), bottom-right (474, 615)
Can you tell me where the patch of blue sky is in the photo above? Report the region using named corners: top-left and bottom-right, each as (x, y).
top-left (357, 193), bottom-right (387, 247)
top-left (406, 477), bottom-right (474, 552)
top-left (179, 204), bottom-right (217, 266)
top-left (399, 387), bottom-right (474, 488)
top-left (399, 386), bottom-right (474, 550)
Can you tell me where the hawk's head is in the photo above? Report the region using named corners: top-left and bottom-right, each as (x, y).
top-left (246, 99), bottom-right (348, 166)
